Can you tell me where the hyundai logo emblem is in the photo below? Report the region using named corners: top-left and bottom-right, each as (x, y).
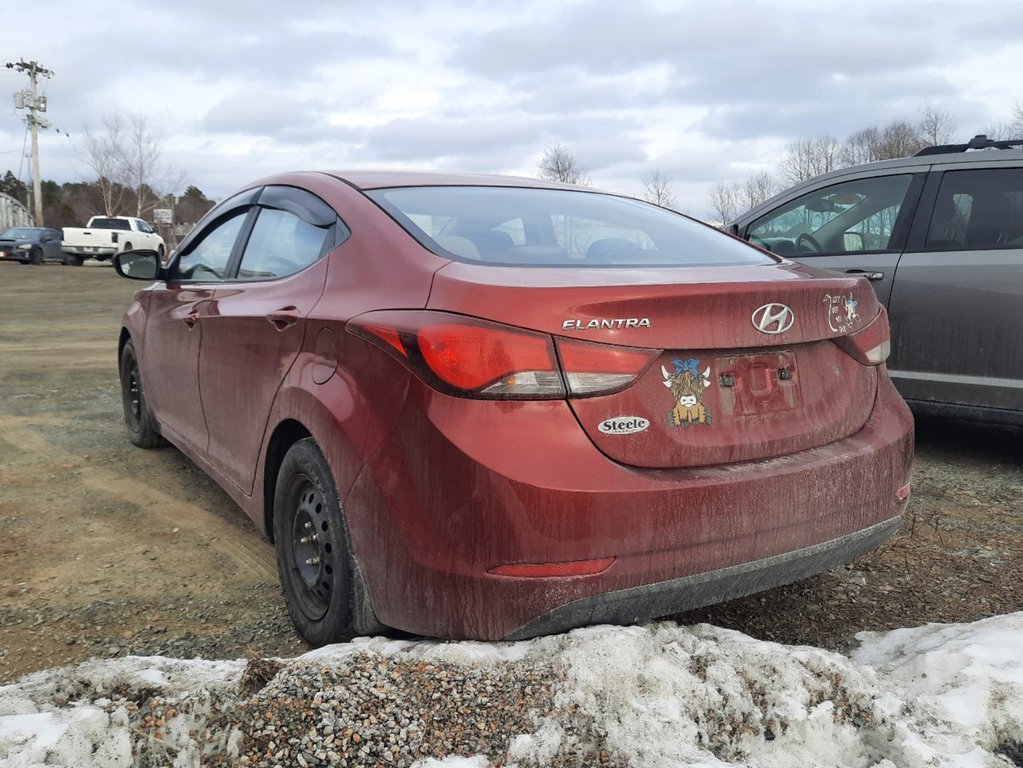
top-left (752, 303), bottom-right (794, 334)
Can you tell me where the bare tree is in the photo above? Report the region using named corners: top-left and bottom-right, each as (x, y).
top-left (538, 144), bottom-right (590, 186)
top-left (739, 171), bottom-right (775, 211)
top-left (708, 180), bottom-right (739, 226)
top-left (122, 113), bottom-right (163, 217)
top-left (919, 104), bottom-right (957, 148)
top-left (778, 135), bottom-right (842, 186)
top-left (984, 103), bottom-right (1022, 139)
top-left (121, 113), bottom-right (185, 217)
top-left (841, 121), bottom-right (926, 166)
top-left (642, 170), bottom-right (677, 209)
top-left (708, 169), bottom-right (777, 226)
top-left (79, 112), bottom-right (181, 218)
top-left (81, 114), bottom-right (128, 216)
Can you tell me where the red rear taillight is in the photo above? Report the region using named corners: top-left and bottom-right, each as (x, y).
top-left (556, 337), bottom-right (659, 396)
top-left (349, 311), bottom-right (564, 399)
top-left (834, 306), bottom-right (891, 366)
top-left (348, 311), bottom-right (659, 400)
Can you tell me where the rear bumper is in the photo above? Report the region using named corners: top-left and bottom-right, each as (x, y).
top-left (506, 515), bottom-right (900, 639)
top-left (63, 245), bottom-right (116, 257)
top-left (345, 371), bottom-right (913, 640)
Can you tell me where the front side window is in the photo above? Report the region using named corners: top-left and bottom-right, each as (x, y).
top-left (236, 207), bottom-right (331, 280)
top-left (175, 210), bottom-right (248, 280)
top-left (747, 174), bottom-right (914, 256)
top-left (367, 186), bottom-right (772, 267)
top-left (925, 168), bottom-right (1023, 250)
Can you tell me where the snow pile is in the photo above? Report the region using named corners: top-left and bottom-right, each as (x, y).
top-left (1, 615), bottom-right (1022, 767)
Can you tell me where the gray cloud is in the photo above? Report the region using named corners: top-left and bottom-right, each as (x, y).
top-left (3, 0), bottom-right (1022, 220)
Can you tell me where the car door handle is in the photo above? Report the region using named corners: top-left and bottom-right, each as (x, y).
top-left (266, 306), bottom-right (301, 331)
top-left (845, 269), bottom-right (885, 281)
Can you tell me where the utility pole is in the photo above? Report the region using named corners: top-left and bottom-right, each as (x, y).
top-left (6, 59), bottom-right (53, 226)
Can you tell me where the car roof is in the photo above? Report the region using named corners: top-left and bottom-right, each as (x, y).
top-left (735, 146), bottom-right (1023, 224)
top-left (320, 170), bottom-right (586, 192)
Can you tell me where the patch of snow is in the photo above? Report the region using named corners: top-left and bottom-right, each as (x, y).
top-left (1, 614), bottom-right (1022, 767)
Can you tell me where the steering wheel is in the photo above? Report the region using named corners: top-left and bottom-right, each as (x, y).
top-left (796, 233), bottom-right (822, 253)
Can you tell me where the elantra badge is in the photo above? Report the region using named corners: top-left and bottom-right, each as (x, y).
top-left (751, 303), bottom-right (794, 334)
top-left (563, 318), bottom-right (651, 330)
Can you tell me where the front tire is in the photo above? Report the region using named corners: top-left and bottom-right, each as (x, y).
top-left (118, 339), bottom-right (166, 448)
top-left (30, 247), bottom-right (43, 265)
top-left (273, 439), bottom-right (371, 646)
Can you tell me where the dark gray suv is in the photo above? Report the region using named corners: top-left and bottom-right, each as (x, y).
top-left (729, 136), bottom-right (1023, 427)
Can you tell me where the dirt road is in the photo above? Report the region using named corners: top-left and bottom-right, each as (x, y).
top-left (1, 264), bottom-right (1020, 683)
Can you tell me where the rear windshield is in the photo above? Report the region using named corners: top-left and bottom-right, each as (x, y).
top-left (366, 186), bottom-right (774, 267)
top-left (89, 218), bottom-right (131, 230)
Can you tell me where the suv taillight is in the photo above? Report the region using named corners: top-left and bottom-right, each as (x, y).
top-left (348, 311), bottom-right (658, 399)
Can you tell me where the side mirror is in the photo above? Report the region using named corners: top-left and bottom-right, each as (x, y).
top-left (843, 232), bottom-right (865, 252)
top-left (114, 249), bottom-right (164, 280)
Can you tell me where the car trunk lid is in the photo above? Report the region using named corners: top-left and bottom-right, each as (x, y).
top-left (428, 261), bottom-right (882, 468)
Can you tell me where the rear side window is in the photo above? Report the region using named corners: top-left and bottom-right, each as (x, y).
top-left (237, 208), bottom-right (331, 280)
top-left (746, 174), bottom-right (914, 256)
top-left (925, 168), bottom-right (1023, 250)
top-left (367, 186), bottom-right (772, 267)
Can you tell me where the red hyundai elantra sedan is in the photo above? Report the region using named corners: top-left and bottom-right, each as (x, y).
top-left (114, 171), bottom-right (913, 644)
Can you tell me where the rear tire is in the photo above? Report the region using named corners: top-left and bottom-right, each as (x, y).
top-left (273, 438), bottom-right (377, 646)
top-left (63, 253), bottom-right (84, 267)
top-left (118, 339), bottom-right (166, 448)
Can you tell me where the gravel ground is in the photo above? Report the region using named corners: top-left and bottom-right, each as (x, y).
top-left (1, 266), bottom-right (1021, 674)
top-left (1, 266), bottom-right (1021, 767)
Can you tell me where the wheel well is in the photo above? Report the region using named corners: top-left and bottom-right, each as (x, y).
top-left (263, 419), bottom-right (312, 541)
top-left (118, 328), bottom-right (131, 363)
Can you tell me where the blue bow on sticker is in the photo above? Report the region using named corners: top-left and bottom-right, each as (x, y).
top-left (672, 358), bottom-right (700, 376)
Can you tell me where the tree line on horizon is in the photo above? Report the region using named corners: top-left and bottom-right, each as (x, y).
top-left (7, 104), bottom-right (1023, 232)
top-left (536, 103), bottom-right (1023, 224)
top-left (1, 111), bottom-right (215, 230)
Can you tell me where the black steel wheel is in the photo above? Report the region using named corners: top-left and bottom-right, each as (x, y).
top-left (273, 438), bottom-right (368, 646)
top-left (118, 339), bottom-right (166, 448)
top-left (30, 247), bottom-right (44, 265)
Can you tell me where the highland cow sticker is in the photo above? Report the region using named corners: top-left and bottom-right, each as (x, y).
top-left (662, 358), bottom-right (712, 428)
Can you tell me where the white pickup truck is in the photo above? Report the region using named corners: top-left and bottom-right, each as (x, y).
top-left (62, 216), bottom-right (165, 263)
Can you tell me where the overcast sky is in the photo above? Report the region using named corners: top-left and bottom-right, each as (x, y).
top-left (2, 0), bottom-right (1021, 219)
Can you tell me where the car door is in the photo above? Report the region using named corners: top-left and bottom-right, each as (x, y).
top-left (740, 171), bottom-right (926, 306)
top-left (141, 199), bottom-right (255, 453)
top-left (42, 229), bottom-right (62, 260)
top-left (197, 185), bottom-right (343, 495)
top-left (887, 163), bottom-right (1023, 415)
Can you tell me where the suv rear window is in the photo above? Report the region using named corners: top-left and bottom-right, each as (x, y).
top-left (367, 186), bottom-right (773, 267)
top-left (925, 168), bottom-right (1023, 250)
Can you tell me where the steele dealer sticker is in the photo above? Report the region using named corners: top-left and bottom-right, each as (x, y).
top-left (598, 416), bottom-right (651, 435)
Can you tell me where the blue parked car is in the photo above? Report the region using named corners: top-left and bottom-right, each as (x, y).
top-left (0, 227), bottom-right (68, 264)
